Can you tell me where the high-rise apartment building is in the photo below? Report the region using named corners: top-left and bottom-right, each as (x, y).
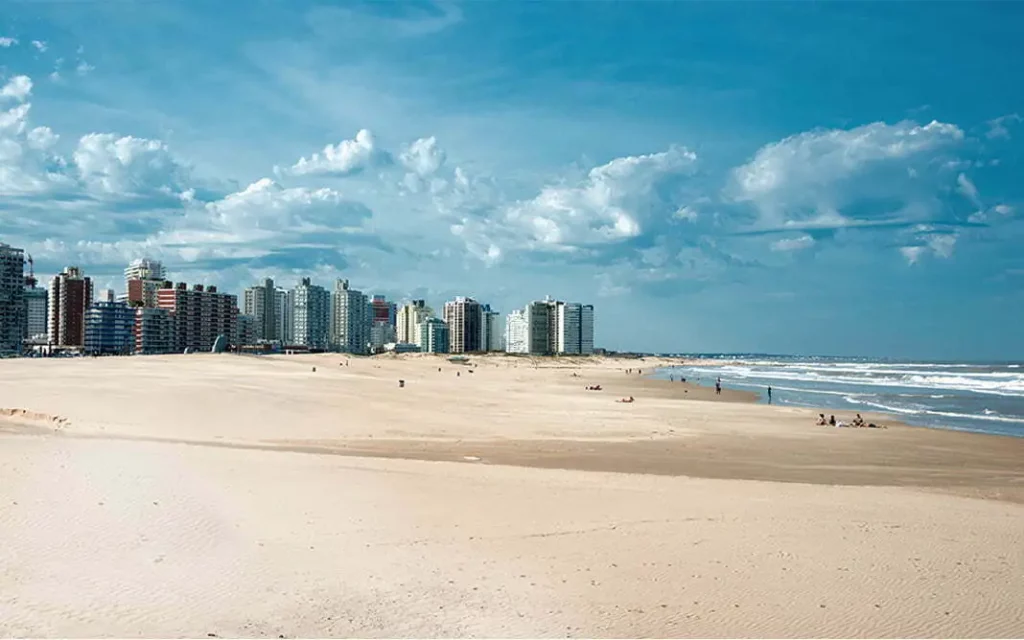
top-left (504, 309), bottom-right (528, 354)
top-left (275, 287), bottom-right (291, 344)
top-left (368, 294), bottom-right (397, 352)
top-left (418, 317), bottom-right (449, 354)
top-left (157, 282), bottom-right (237, 353)
top-left (330, 279), bottom-right (369, 354)
top-left (134, 307), bottom-right (173, 354)
top-left (243, 278), bottom-right (283, 342)
top-left (84, 300), bottom-right (136, 355)
top-left (505, 298), bottom-right (595, 355)
top-left (125, 258), bottom-right (166, 308)
top-left (443, 296), bottom-right (483, 353)
top-left (396, 300), bottom-right (427, 346)
top-left (0, 243), bottom-right (25, 355)
top-left (480, 304), bottom-right (502, 352)
top-left (290, 278), bottom-right (330, 349)
top-left (48, 266), bottom-right (93, 348)
top-left (23, 286), bottom-right (48, 343)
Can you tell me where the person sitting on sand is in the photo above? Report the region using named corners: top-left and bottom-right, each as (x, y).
top-left (852, 413), bottom-right (865, 427)
top-left (816, 413), bottom-right (827, 425)
top-left (829, 415), bottom-right (836, 426)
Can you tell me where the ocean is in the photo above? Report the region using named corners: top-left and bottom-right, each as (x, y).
top-left (656, 355), bottom-right (1024, 438)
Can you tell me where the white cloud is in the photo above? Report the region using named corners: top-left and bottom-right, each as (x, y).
top-left (31, 40), bottom-right (47, 53)
top-left (956, 172), bottom-right (980, 206)
top-left (400, 136), bottom-right (446, 176)
top-left (986, 114), bottom-right (1021, 140)
top-left (900, 246), bottom-right (925, 264)
top-left (203, 177), bottom-right (370, 231)
top-left (73, 133), bottom-right (191, 196)
top-left (771, 235), bottom-right (815, 252)
top-left (0, 37), bottom-right (16, 47)
top-left (76, 61), bottom-right (95, 76)
top-left (992, 204), bottom-right (1014, 216)
top-left (1, 75), bottom-right (33, 101)
top-left (927, 233), bottom-right (956, 258)
top-left (285, 129), bottom-right (389, 176)
top-left (471, 146), bottom-right (699, 252)
top-left (731, 120), bottom-right (964, 219)
top-left (26, 126), bottom-right (58, 150)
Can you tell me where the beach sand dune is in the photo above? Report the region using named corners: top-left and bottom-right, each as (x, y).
top-left (1, 353), bottom-right (1022, 637)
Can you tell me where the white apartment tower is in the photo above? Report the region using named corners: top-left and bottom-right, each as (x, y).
top-left (331, 279), bottom-right (369, 354)
top-left (124, 258), bottom-right (166, 308)
top-left (480, 304), bottom-right (502, 352)
top-left (504, 309), bottom-right (528, 354)
top-left (505, 298), bottom-right (594, 355)
top-left (396, 299), bottom-right (427, 346)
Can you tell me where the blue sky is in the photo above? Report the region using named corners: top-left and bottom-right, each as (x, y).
top-left (1, 1), bottom-right (1022, 359)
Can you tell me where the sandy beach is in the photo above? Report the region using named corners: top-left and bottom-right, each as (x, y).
top-left (1, 353), bottom-right (1023, 638)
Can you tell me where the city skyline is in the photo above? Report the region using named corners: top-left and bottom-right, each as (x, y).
top-left (1, 3), bottom-right (1023, 359)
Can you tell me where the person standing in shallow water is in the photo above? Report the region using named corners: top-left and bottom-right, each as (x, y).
top-left (768, 386), bottom-right (773, 404)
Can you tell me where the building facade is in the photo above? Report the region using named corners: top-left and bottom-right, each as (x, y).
top-left (504, 309), bottom-right (528, 354)
top-left (48, 266), bottom-right (94, 348)
top-left (125, 258), bottom-right (166, 308)
top-left (275, 287), bottom-right (291, 344)
top-left (134, 307), bottom-right (174, 354)
top-left (157, 282), bottom-right (238, 353)
top-left (330, 279), bottom-right (369, 354)
top-left (0, 243), bottom-right (25, 355)
top-left (480, 304), bottom-right (502, 352)
top-left (243, 278), bottom-right (282, 342)
top-left (84, 301), bottom-right (136, 355)
top-left (505, 298), bottom-right (595, 355)
top-left (396, 300), bottom-right (427, 346)
top-left (418, 317), bottom-right (449, 354)
top-left (443, 296), bottom-right (482, 353)
top-left (290, 278), bottom-right (330, 349)
top-left (236, 314), bottom-right (257, 347)
top-left (23, 286), bottom-right (47, 343)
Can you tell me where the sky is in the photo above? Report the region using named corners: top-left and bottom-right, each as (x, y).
top-left (1, 1), bottom-right (1023, 360)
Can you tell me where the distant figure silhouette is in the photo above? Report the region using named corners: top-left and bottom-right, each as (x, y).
top-left (767, 386), bottom-right (773, 404)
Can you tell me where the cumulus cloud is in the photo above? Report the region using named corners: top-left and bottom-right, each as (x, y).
top-left (771, 235), bottom-right (815, 252)
top-left (203, 177), bottom-right (371, 231)
top-left (732, 120), bottom-right (964, 221)
top-left (463, 146), bottom-right (699, 253)
top-left (31, 40), bottom-right (47, 53)
top-left (76, 61), bottom-right (95, 76)
top-left (400, 136), bottom-right (446, 176)
top-left (285, 129), bottom-right (390, 176)
top-left (0, 37), bottom-right (17, 47)
top-left (73, 133), bottom-right (191, 196)
top-left (986, 114), bottom-right (1021, 140)
top-left (1, 75), bottom-right (33, 101)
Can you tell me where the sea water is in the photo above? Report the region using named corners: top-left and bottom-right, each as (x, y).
top-left (657, 355), bottom-right (1024, 438)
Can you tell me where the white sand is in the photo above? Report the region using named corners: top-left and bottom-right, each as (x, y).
top-left (1, 353), bottom-right (1022, 638)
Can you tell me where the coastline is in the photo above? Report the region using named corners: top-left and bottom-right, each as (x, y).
top-left (2, 352), bottom-right (1023, 637)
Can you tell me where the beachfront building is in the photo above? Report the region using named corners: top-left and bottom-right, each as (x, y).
top-left (157, 282), bottom-right (238, 353)
top-left (275, 287), bottom-right (291, 344)
top-left (84, 300), bottom-right (136, 355)
top-left (480, 303), bottom-right (502, 352)
top-left (504, 309), bottom-right (528, 354)
top-left (368, 294), bottom-right (397, 352)
top-left (290, 278), bottom-right (330, 349)
top-left (330, 279), bottom-right (369, 354)
top-left (134, 307), bottom-right (174, 354)
top-left (0, 243), bottom-right (25, 356)
top-left (48, 266), bottom-right (94, 348)
top-left (236, 313), bottom-right (257, 347)
top-left (556, 302), bottom-right (595, 355)
top-left (23, 284), bottom-right (48, 344)
top-left (396, 300), bottom-right (428, 346)
top-left (504, 297), bottom-right (595, 355)
top-left (418, 317), bottom-right (449, 354)
top-left (443, 296), bottom-right (483, 354)
top-left (125, 258), bottom-right (166, 309)
top-left (243, 277), bottom-right (286, 342)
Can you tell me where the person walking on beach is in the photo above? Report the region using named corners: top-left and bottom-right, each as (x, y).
top-left (715, 380), bottom-right (722, 395)
top-left (767, 386), bottom-right (773, 404)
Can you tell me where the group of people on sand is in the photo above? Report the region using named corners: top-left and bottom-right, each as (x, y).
top-left (624, 368), bottom-right (643, 375)
top-left (585, 384), bottom-right (603, 391)
top-left (816, 413), bottom-right (885, 429)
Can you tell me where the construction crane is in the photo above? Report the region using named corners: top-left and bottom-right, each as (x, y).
top-left (24, 253), bottom-right (37, 288)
